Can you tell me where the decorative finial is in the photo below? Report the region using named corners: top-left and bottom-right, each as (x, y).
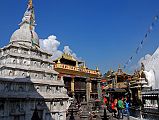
top-left (21, 0), bottom-right (35, 28)
top-left (118, 64), bottom-right (121, 69)
top-left (28, 0), bottom-right (33, 7)
top-left (83, 61), bottom-right (86, 68)
top-left (75, 61), bottom-right (78, 67)
top-left (141, 62), bottom-right (145, 71)
top-left (57, 59), bottom-right (61, 63)
top-left (96, 66), bottom-right (99, 71)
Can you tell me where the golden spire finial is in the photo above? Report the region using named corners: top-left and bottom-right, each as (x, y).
top-left (28, 0), bottom-right (33, 7)
top-left (118, 64), bottom-right (121, 69)
top-left (57, 59), bottom-right (61, 63)
top-left (96, 66), bottom-right (99, 71)
top-left (83, 61), bottom-right (86, 68)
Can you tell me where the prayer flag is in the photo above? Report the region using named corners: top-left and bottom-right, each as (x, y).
top-left (130, 56), bottom-right (133, 60)
top-left (136, 47), bottom-right (139, 54)
top-left (141, 40), bottom-right (144, 45)
top-left (154, 16), bottom-right (158, 20)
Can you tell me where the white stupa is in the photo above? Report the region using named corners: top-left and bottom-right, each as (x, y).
top-left (0, 0), bottom-right (70, 119)
top-left (140, 47), bottom-right (159, 89)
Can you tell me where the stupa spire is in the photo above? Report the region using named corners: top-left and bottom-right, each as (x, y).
top-left (10, 0), bottom-right (40, 47)
top-left (20, 0), bottom-right (35, 30)
top-left (29, 0), bottom-right (33, 7)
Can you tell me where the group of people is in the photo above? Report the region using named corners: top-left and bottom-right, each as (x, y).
top-left (110, 97), bottom-right (130, 119)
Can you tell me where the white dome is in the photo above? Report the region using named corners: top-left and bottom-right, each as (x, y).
top-left (10, 23), bottom-right (39, 47)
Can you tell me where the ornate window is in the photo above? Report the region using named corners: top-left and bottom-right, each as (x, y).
top-left (13, 59), bottom-right (16, 64)
top-left (14, 49), bottom-right (18, 53)
top-left (24, 61), bottom-right (27, 65)
top-left (56, 86), bottom-right (58, 91)
top-left (48, 63), bottom-right (51, 68)
top-left (22, 73), bottom-right (25, 76)
top-left (9, 70), bottom-right (13, 76)
top-left (60, 101), bottom-right (63, 106)
top-left (35, 74), bottom-right (38, 78)
top-left (51, 74), bottom-right (54, 80)
top-left (41, 63), bottom-right (45, 68)
top-left (18, 86), bottom-right (24, 92)
top-left (23, 51), bottom-right (27, 55)
top-left (45, 55), bottom-right (48, 59)
top-left (36, 86), bottom-right (40, 91)
top-left (16, 104), bottom-right (20, 112)
top-left (43, 74), bottom-right (46, 79)
top-left (54, 102), bottom-right (56, 106)
top-left (0, 101), bottom-right (4, 112)
top-left (46, 85), bottom-right (51, 92)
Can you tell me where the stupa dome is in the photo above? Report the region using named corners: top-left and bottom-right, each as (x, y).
top-left (10, 0), bottom-right (39, 47)
top-left (10, 23), bottom-right (39, 47)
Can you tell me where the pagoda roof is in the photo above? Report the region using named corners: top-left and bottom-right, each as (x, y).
top-left (54, 53), bottom-right (82, 64)
top-left (107, 88), bottom-right (126, 93)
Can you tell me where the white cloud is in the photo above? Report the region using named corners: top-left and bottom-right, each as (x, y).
top-left (40, 35), bottom-right (63, 60)
top-left (40, 35), bottom-right (81, 61)
top-left (139, 47), bottom-right (159, 89)
top-left (63, 46), bottom-right (72, 55)
top-left (63, 46), bottom-right (82, 61)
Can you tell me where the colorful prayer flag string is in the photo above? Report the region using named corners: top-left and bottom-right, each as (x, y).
top-left (27, 0), bottom-right (36, 46)
top-left (122, 14), bottom-right (159, 69)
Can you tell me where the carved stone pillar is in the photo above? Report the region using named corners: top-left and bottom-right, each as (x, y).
top-left (97, 77), bottom-right (102, 101)
top-left (71, 77), bottom-right (75, 96)
top-left (80, 96), bottom-right (90, 120)
top-left (60, 75), bottom-right (64, 81)
top-left (86, 78), bottom-right (91, 103)
top-left (90, 81), bottom-right (92, 93)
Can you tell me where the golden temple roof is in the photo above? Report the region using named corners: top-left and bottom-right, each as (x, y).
top-left (61, 53), bottom-right (76, 61)
top-left (53, 53), bottom-right (82, 63)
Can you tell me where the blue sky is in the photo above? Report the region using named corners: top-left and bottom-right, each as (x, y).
top-left (0, 0), bottom-right (159, 74)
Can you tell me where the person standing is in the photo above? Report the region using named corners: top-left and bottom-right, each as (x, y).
top-left (125, 100), bottom-right (130, 120)
top-left (117, 97), bottom-right (124, 119)
top-left (111, 100), bottom-right (117, 117)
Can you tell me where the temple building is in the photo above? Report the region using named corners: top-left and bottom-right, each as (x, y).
top-left (53, 53), bottom-right (101, 103)
top-left (104, 66), bottom-right (130, 90)
top-left (0, 0), bottom-right (70, 120)
top-left (129, 64), bottom-right (148, 105)
top-left (101, 66), bottom-right (132, 103)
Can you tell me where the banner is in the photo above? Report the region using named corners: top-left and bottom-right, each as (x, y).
top-left (123, 15), bottom-right (159, 69)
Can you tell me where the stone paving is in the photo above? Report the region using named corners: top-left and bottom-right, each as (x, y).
top-left (106, 110), bottom-right (139, 120)
top-left (109, 116), bottom-right (139, 120)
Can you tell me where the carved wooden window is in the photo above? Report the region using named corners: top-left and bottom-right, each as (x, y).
top-left (64, 79), bottom-right (71, 92)
top-left (92, 82), bottom-right (97, 93)
top-left (74, 80), bottom-right (86, 90)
